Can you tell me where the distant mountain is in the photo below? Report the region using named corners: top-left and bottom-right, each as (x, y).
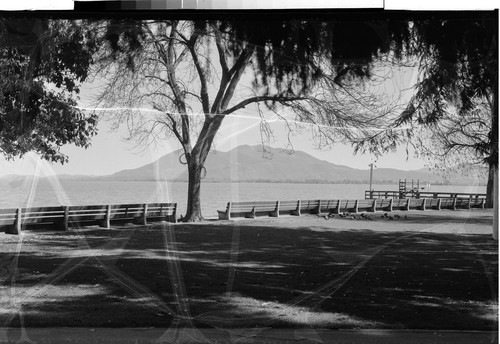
top-left (98, 145), bottom-right (485, 185)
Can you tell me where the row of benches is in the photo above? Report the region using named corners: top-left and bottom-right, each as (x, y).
top-left (217, 197), bottom-right (485, 220)
top-left (1, 196), bottom-right (486, 233)
top-left (1, 203), bottom-right (177, 235)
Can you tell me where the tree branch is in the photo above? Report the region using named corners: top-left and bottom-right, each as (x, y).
top-left (220, 45), bottom-right (255, 111)
top-left (222, 95), bottom-right (307, 115)
top-left (185, 28), bottom-right (210, 115)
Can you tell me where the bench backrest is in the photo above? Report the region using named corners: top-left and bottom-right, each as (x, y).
top-left (425, 198), bottom-right (440, 208)
top-left (319, 199), bottom-right (340, 212)
top-left (375, 199), bottom-right (392, 208)
top-left (409, 198), bottom-right (425, 209)
top-left (357, 199), bottom-right (374, 209)
top-left (68, 205), bottom-right (108, 222)
top-left (279, 200), bottom-right (300, 210)
top-left (146, 203), bottom-right (177, 216)
top-left (300, 200), bottom-right (321, 212)
top-left (392, 199), bottom-right (408, 208)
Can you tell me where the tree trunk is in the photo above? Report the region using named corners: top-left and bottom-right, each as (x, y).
top-left (486, 161), bottom-right (495, 208)
top-left (182, 117), bottom-right (226, 222)
top-left (492, 47), bottom-right (498, 238)
top-left (183, 159), bottom-right (205, 222)
top-left (493, 164), bottom-right (498, 240)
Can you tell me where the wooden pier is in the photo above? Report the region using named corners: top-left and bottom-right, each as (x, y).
top-left (366, 178), bottom-right (486, 200)
top-left (365, 190), bottom-right (487, 200)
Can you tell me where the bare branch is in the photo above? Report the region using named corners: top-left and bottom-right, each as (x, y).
top-left (223, 95), bottom-right (307, 115)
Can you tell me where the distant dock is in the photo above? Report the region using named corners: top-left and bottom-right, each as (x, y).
top-left (366, 179), bottom-right (487, 201)
top-left (365, 190), bottom-right (487, 200)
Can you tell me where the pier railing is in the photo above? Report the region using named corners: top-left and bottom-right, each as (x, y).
top-left (365, 190), bottom-right (487, 200)
top-left (0, 202), bottom-right (177, 235)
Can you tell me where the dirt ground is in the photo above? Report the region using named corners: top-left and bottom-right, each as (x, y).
top-left (220, 208), bottom-right (495, 234)
top-left (0, 208), bottom-right (497, 334)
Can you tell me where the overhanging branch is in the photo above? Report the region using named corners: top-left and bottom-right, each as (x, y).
top-left (222, 96), bottom-right (307, 115)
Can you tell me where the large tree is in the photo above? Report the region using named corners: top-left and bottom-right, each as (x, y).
top-left (0, 17), bottom-right (98, 164)
top-left (92, 16), bottom-right (408, 221)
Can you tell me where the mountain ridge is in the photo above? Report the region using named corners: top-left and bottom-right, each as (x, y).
top-left (101, 145), bottom-right (485, 185)
top-left (0, 145), bottom-right (486, 185)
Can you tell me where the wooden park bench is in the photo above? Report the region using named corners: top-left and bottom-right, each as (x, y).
top-left (278, 200), bottom-right (301, 216)
top-left (299, 199), bottom-right (352, 215)
top-left (454, 197), bottom-right (475, 209)
top-left (302, 199), bottom-right (358, 215)
top-left (299, 199), bottom-right (321, 215)
top-left (392, 198), bottom-right (410, 211)
top-left (1, 206), bottom-right (66, 234)
top-left (356, 199), bottom-right (377, 213)
top-left (374, 198), bottom-right (393, 212)
top-left (66, 202), bottom-right (177, 229)
top-left (2, 202), bottom-right (177, 234)
top-left (218, 201), bottom-right (279, 220)
top-left (439, 198), bottom-right (456, 210)
top-left (438, 197), bottom-right (485, 210)
top-left (424, 198), bottom-right (441, 210)
top-left (470, 197), bottom-right (486, 209)
top-left (319, 199), bottom-right (342, 214)
top-left (408, 198), bottom-right (427, 211)
top-left (336, 200), bottom-right (359, 213)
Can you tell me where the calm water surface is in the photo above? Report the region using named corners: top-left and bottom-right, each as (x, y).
top-left (0, 178), bottom-right (486, 218)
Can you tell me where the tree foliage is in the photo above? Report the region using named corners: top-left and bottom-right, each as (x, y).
top-left (355, 13), bottom-right (497, 164)
top-left (0, 18), bottom-right (99, 163)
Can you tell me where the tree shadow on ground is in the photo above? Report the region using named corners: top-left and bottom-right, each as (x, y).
top-left (1, 222), bottom-right (497, 331)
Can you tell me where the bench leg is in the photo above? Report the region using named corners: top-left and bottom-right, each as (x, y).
top-left (217, 211), bottom-right (229, 220)
top-left (6, 208), bottom-right (22, 235)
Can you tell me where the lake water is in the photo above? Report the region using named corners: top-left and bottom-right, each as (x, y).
top-left (0, 178), bottom-right (486, 218)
